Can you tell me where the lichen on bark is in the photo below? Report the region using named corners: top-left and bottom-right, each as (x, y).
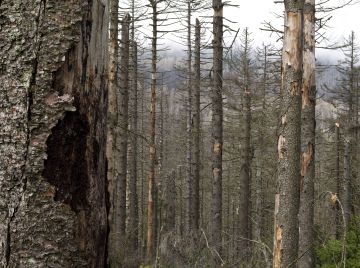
top-left (0, 0), bottom-right (109, 266)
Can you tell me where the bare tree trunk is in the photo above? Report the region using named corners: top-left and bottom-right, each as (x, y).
top-left (238, 27), bottom-right (252, 261)
top-left (298, 1), bottom-right (316, 267)
top-left (335, 122), bottom-right (341, 240)
top-left (107, 0), bottom-right (120, 264)
top-left (140, 75), bottom-right (146, 258)
top-left (0, 1), bottom-right (108, 267)
top-left (192, 18), bottom-right (201, 231)
top-left (211, 0), bottom-right (224, 257)
top-left (146, 0), bottom-right (158, 262)
top-left (273, 1), bottom-right (304, 267)
top-left (128, 41), bottom-right (139, 253)
top-left (186, 0), bottom-right (194, 234)
top-left (111, 14), bottom-right (131, 266)
top-left (254, 45), bottom-right (268, 258)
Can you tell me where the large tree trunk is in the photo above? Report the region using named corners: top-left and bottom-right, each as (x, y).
top-left (210, 0), bottom-right (224, 257)
top-left (298, 1), bottom-right (316, 267)
top-left (0, 0), bottom-right (108, 267)
top-left (273, 1), bottom-right (304, 267)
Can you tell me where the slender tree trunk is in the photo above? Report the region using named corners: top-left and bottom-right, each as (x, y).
top-left (298, 1), bottom-right (316, 267)
top-left (254, 45), bottom-right (268, 254)
top-left (128, 41), bottom-right (139, 253)
top-left (238, 27), bottom-right (252, 261)
top-left (1, 1), bottom-right (108, 266)
top-left (128, 0), bottom-right (139, 253)
top-left (107, 0), bottom-right (120, 265)
top-left (186, 0), bottom-right (194, 234)
top-left (117, 12), bottom-right (131, 259)
top-left (140, 75), bottom-right (146, 258)
top-left (273, 1), bottom-right (304, 267)
top-left (335, 122), bottom-right (341, 240)
top-left (211, 0), bottom-right (224, 256)
top-left (146, 0), bottom-right (158, 262)
top-left (191, 18), bottom-right (201, 232)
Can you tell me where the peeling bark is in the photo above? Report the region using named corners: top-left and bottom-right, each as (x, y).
top-left (273, 1), bottom-right (304, 267)
top-left (0, 0), bottom-right (108, 266)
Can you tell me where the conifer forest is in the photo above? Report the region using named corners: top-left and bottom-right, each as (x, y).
top-left (2, 0), bottom-right (360, 267)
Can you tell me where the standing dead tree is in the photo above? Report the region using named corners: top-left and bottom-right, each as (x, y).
top-left (210, 0), bottom-right (224, 258)
top-left (298, 0), bottom-right (316, 267)
top-left (273, 1), bottom-right (304, 267)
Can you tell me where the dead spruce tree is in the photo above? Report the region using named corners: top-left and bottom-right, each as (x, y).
top-left (0, 1), bottom-right (109, 267)
top-left (146, 0), bottom-right (158, 262)
top-left (273, 1), bottom-right (304, 267)
top-left (210, 0), bottom-right (224, 258)
top-left (127, 0), bottom-right (141, 254)
top-left (298, 0), bottom-right (316, 267)
top-left (128, 40), bottom-right (139, 255)
top-left (107, 0), bottom-right (120, 264)
top-left (118, 12), bottom-right (131, 262)
top-left (192, 18), bottom-right (202, 233)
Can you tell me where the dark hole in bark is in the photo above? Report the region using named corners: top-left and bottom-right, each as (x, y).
top-left (43, 110), bottom-right (89, 212)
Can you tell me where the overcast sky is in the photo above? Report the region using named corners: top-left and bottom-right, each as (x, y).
top-left (224, 0), bottom-right (360, 61)
top-left (134, 0), bottom-right (360, 63)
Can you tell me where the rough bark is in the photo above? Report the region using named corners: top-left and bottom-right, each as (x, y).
top-left (298, 1), bottom-right (316, 267)
top-left (186, 0), bottom-right (194, 234)
top-left (192, 18), bottom-right (201, 231)
top-left (0, 0), bottom-right (108, 267)
top-left (119, 9), bottom-right (131, 246)
top-left (210, 0), bottom-right (224, 256)
top-left (146, 0), bottom-right (158, 262)
top-left (254, 45), bottom-right (268, 254)
top-left (128, 41), bottom-right (139, 253)
top-left (238, 27), bottom-right (252, 261)
top-left (107, 0), bottom-right (119, 265)
top-left (273, 1), bottom-right (304, 267)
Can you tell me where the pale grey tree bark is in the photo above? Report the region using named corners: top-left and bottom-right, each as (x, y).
top-left (273, 1), bottom-right (304, 267)
top-left (117, 11), bottom-right (131, 252)
top-left (107, 0), bottom-right (120, 264)
top-left (0, 0), bottom-right (109, 267)
top-left (146, 0), bottom-right (158, 262)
